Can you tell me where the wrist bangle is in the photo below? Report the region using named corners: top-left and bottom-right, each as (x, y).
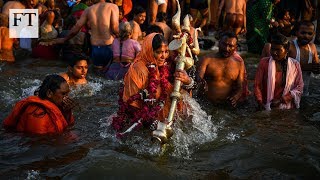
top-left (182, 78), bottom-right (194, 90)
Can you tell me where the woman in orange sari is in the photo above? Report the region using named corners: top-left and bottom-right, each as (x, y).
top-left (112, 33), bottom-right (192, 134)
top-left (3, 74), bottom-right (76, 134)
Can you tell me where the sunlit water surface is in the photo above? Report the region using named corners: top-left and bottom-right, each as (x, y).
top-left (0, 55), bottom-right (320, 179)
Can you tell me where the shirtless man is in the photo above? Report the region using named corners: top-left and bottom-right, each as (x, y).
top-left (54, 0), bottom-right (119, 73)
top-left (60, 54), bottom-right (89, 86)
top-left (288, 21), bottom-right (320, 95)
top-left (130, 6), bottom-right (146, 45)
top-left (154, 12), bottom-right (172, 42)
top-left (197, 31), bottom-right (245, 107)
top-left (218, 0), bottom-right (246, 35)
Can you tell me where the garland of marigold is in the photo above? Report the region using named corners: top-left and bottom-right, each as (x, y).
top-left (112, 64), bottom-right (170, 132)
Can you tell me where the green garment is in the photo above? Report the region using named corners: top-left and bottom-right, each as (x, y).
top-left (246, 0), bottom-right (274, 54)
top-left (71, 3), bottom-right (88, 14)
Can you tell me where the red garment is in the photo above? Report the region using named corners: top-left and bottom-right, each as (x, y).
top-left (3, 96), bottom-right (74, 134)
top-left (254, 57), bottom-right (304, 108)
top-left (32, 44), bottom-right (58, 59)
top-left (122, 0), bottom-right (132, 16)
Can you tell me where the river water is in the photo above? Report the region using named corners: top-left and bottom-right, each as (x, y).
top-left (0, 53), bottom-right (320, 179)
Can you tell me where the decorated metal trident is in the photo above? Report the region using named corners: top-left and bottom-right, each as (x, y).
top-left (152, 30), bottom-right (196, 144)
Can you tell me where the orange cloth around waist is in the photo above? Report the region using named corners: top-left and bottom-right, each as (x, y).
top-left (3, 96), bottom-right (73, 134)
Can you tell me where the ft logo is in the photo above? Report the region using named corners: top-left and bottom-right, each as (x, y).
top-left (9, 9), bottom-right (39, 38)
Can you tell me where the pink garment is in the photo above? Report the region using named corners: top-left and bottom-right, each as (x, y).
top-left (112, 38), bottom-right (141, 60)
top-left (265, 57), bottom-right (304, 110)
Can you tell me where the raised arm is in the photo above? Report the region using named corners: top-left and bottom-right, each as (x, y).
top-left (54, 8), bottom-right (88, 44)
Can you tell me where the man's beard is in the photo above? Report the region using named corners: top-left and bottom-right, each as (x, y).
top-left (219, 50), bottom-right (232, 58)
top-left (299, 39), bottom-right (311, 46)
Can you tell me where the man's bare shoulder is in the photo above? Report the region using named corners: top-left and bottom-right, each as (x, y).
top-left (199, 53), bottom-right (220, 65)
top-left (202, 52), bottom-right (220, 59)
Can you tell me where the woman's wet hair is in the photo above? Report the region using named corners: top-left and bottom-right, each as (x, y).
top-left (119, 21), bottom-right (132, 41)
top-left (35, 74), bottom-right (67, 99)
top-left (271, 33), bottom-right (289, 50)
top-left (69, 54), bottom-right (89, 67)
top-left (152, 34), bottom-right (167, 51)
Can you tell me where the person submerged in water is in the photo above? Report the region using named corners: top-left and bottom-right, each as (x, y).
top-left (60, 54), bottom-right (89, 86)
top-left (254, 33), bottom-right (304, 111)
top-left (197, 31), bottom-right (248, 107)
top-left (3, 74), bottom-right (77, 134)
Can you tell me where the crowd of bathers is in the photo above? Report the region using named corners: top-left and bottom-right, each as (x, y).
top-left (1, 0), bottom-right (320, 135)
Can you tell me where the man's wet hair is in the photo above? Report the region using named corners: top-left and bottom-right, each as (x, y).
top-left (133, 6), bottom-right (146, 16)
top-left (296, 20), bottom-right (315, 31)
top-left (152, 34), bottom-right (167, 51)
top-left (35, 74), bottom-right (67, 99)
top-left (146, 24), bottom-right (164, 36)
top-left (271, 33), bottom-right (289, 50)
top-left (69, 54), bottom-right (89, 67)
top-left (219, 31), bottom-right (238, 42)
top-left (156, 12), bottom-right (167, 22)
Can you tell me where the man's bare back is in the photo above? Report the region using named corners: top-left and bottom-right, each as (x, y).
top-left (71, 1), bottom-right (119, 46)
top-left (218, 0), bottom-right (246, 35)
top-left (220, 0), bottom-right (246, 15)
top-left (85, 2), bottom-right (119, 45)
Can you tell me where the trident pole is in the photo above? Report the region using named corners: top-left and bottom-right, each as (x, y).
top-left (167, 34), bottom-right (188, 126)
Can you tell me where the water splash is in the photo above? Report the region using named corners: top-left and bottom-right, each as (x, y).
top-left (226, 132), bottom-right (240, 142)
top-left (99, 94), bottom-right (218, 159)
top-left (312, 73), bottom-right (320, 79)
top-left (69, 82), bottom-right (103, 98)
top-left (21, 79), bottom-right (42, 98)
top-left (26, 170), bottom-right (40, 180)
top-left (170, 94), bottom-right (218, 159)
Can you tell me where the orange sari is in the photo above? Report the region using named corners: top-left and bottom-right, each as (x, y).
top-left (122, 33), bottom-right (174, 121)
top-left (3, 96), bottom-right (74, 134)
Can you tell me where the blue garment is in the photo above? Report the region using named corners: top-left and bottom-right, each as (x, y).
top-left (91, 45), bottom-right (113, 67)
